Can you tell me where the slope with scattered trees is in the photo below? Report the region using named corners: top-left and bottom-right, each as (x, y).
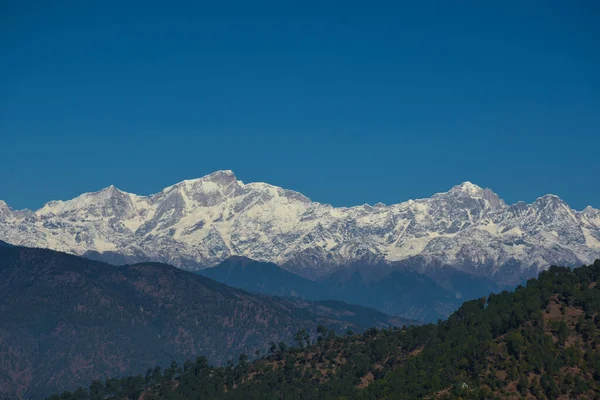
top-left (50, 259), bottom-right (600, 399)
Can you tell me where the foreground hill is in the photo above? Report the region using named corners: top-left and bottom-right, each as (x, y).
top-left (0, 246), bottom-right (410, 399)
top-left (201, 257), bottom-right (500, 322)
top-left (53, 259), bottom-right (600, 399)
top-left (2, 171), bottom-right (599, 284)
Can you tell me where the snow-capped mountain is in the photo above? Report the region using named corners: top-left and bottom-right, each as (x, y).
top-left (1, 170), bottom-right (599, 282)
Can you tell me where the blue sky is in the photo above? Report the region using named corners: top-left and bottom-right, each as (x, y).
top-left (1, 1), bottom-right (599, 210)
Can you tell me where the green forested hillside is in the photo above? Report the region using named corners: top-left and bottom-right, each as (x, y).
top-left (50, 260), bottom-right (600, 399)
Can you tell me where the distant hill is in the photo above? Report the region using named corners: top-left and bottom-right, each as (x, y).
top-left (201, 257), bottom-right (501, 322)
top-left (0, 246), bottom-right (411, 399)
top-left (56, 259), bottom-right (600, 399)
top-left (199, 256), bottom-right (326, 299)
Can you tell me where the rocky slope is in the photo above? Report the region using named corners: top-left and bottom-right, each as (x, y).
top-left (1, 171), bottom-right (599, 282)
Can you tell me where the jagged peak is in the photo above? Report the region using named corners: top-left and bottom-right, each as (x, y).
top-left (158, 171), bottom-right (240, 199)
top-left (438, 181), bottom-right (505, 208)
top-left (36, 185), bottom-right (134, 215)
top-left (161, 171), bottom-right (309, 204)
top-left (77, 185), bottom-right (133, 201)
top-left (199, 170), bottom-right (237, 182)
top-left (192, 171), bottom-right (309, 201)
top-left (530, 194), bottom-right (572, 214)
top-left (71, 185), bottom-right (130, 198)
top-left (583, 205), bottom-right (599, 214)
top-left (171, 170), bottom-right (238, 189)
top-left (533, 193), bottom-right (565, 205)
top-left (192, 169), bottom-right (236, 182)
top-left (438, 181), bottom-right (486, 198)
top-left (453, 181), bottom-right (484, 193)
top-left (0, 201), bottom-right (33, 220)
top-left (98, 184), bottom-right (124, 194)
top-left (0, 200), bottom-right (12, 219)
top-left (537, 193), bottom-right (561, 199)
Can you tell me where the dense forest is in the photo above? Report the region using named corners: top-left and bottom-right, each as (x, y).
top-left (49, 259), bottom-right (600, 399)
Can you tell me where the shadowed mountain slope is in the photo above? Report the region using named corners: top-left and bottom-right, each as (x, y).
top-left (0, 246), bottom-right (410, 399)
top-left (201, 257), bottom-right (501, 322)
top-left (51, 259), bottom-right (600, 400)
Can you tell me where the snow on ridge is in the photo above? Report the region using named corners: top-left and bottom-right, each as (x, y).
top-left (1, 170), bottom-right (599, 281)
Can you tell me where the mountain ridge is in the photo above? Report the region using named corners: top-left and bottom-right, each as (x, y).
top-left (1, 171), bottom-right (599, 282)
top-left (48, 259), bottom-right (600, 400)
top-left (201, 257), bottom-right (500, 322)
top-left (0, 245), bottom-right (410, 399)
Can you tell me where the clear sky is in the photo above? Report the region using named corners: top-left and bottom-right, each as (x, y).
top-left (1, 1), bottom-right (599, 211)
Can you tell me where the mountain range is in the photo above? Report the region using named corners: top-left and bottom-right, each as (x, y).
top-left (0, 246), bottom-right (410, 399)
top-left (200, 256), bottom-right (498, 322)
top-left (1, 170), bottom-right (599, 284)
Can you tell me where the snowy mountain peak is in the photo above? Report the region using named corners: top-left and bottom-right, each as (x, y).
top-left (200, 169), bottom-right (237, 184)
top-left (166, 170), bottom-right (240, 193)
top-left (532, 194), bottom-right (568, 210)
top-left (0, 201), bottom-right (12, 220)
top-left (583, 206), bottom-right (599, 216)
top-left (166, 170), bottom-right (237, 188)
top-left (0, 173), bottom-right (598, 283)
top-left (453, 181), bottom-right (484, 195)
top-left (36, 185), bottom-right (136, 217)
top-left (437, 182), bottom-right (505, 209)
top-left (97, 185), bottom-right (129, 198)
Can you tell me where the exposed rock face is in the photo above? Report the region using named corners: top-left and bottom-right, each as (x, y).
top-left (1, 171), bottom-right (599, 282)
